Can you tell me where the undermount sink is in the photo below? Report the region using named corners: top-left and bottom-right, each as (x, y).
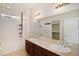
top-left (50, 44), bottom-right (71, 53)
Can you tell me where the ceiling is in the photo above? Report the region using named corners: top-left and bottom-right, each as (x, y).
top-left (0, 3), bottom-right (56, 17)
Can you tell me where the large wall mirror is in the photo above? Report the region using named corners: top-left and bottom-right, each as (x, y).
top-left (31, 9), bottom-right (79, 46)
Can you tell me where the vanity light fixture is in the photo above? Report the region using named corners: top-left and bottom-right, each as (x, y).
top-left (34, 12), bottom-right (40, 17)
top-left (55, 3), bottom-right (64, 9)
top-left (55, 3), bottom-right (70, 9)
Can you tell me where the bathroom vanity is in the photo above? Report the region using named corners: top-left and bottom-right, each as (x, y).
top-left (25, 38), bottom-right (79, 56)
top-left (25, 39), bottom-right (59, 56)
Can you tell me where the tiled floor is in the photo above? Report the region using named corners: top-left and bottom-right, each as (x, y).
top-left (4, 49), bottom-right (28, 56)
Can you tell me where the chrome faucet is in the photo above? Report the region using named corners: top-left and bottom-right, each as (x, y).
top-left (57, 40), bottom-right (68, 47)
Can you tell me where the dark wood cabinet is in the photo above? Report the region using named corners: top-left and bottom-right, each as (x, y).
top-left (25, 40), bottom-right (59, 56)
top-left (34, 45), bottom-right (42, 56)
top-left (25, 40), bottom-right (34, 56)
top-left (41, 48), bottom-right (59, 56)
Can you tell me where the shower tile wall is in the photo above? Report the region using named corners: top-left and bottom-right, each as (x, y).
top-left (0, 17), bottom-right (24, 55)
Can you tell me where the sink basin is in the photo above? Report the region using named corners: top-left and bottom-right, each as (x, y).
top-left (50, 44), bottom-right (71, 53)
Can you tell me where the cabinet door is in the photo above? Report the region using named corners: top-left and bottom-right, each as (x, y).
top-left (25, 40), bottom-right (34, 56)
top-left (34, 45), bottom-right (42, 56)
top-left (28, 45), bottom-right (34, 56)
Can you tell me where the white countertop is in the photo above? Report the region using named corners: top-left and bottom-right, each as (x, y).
top-left (26, 37), bottom-right (79, 56)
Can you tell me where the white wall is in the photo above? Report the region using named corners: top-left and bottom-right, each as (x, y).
top-left (24, 11), bottom-right (36, 39)
top-left (30, 18), bottom-right (40, 38)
